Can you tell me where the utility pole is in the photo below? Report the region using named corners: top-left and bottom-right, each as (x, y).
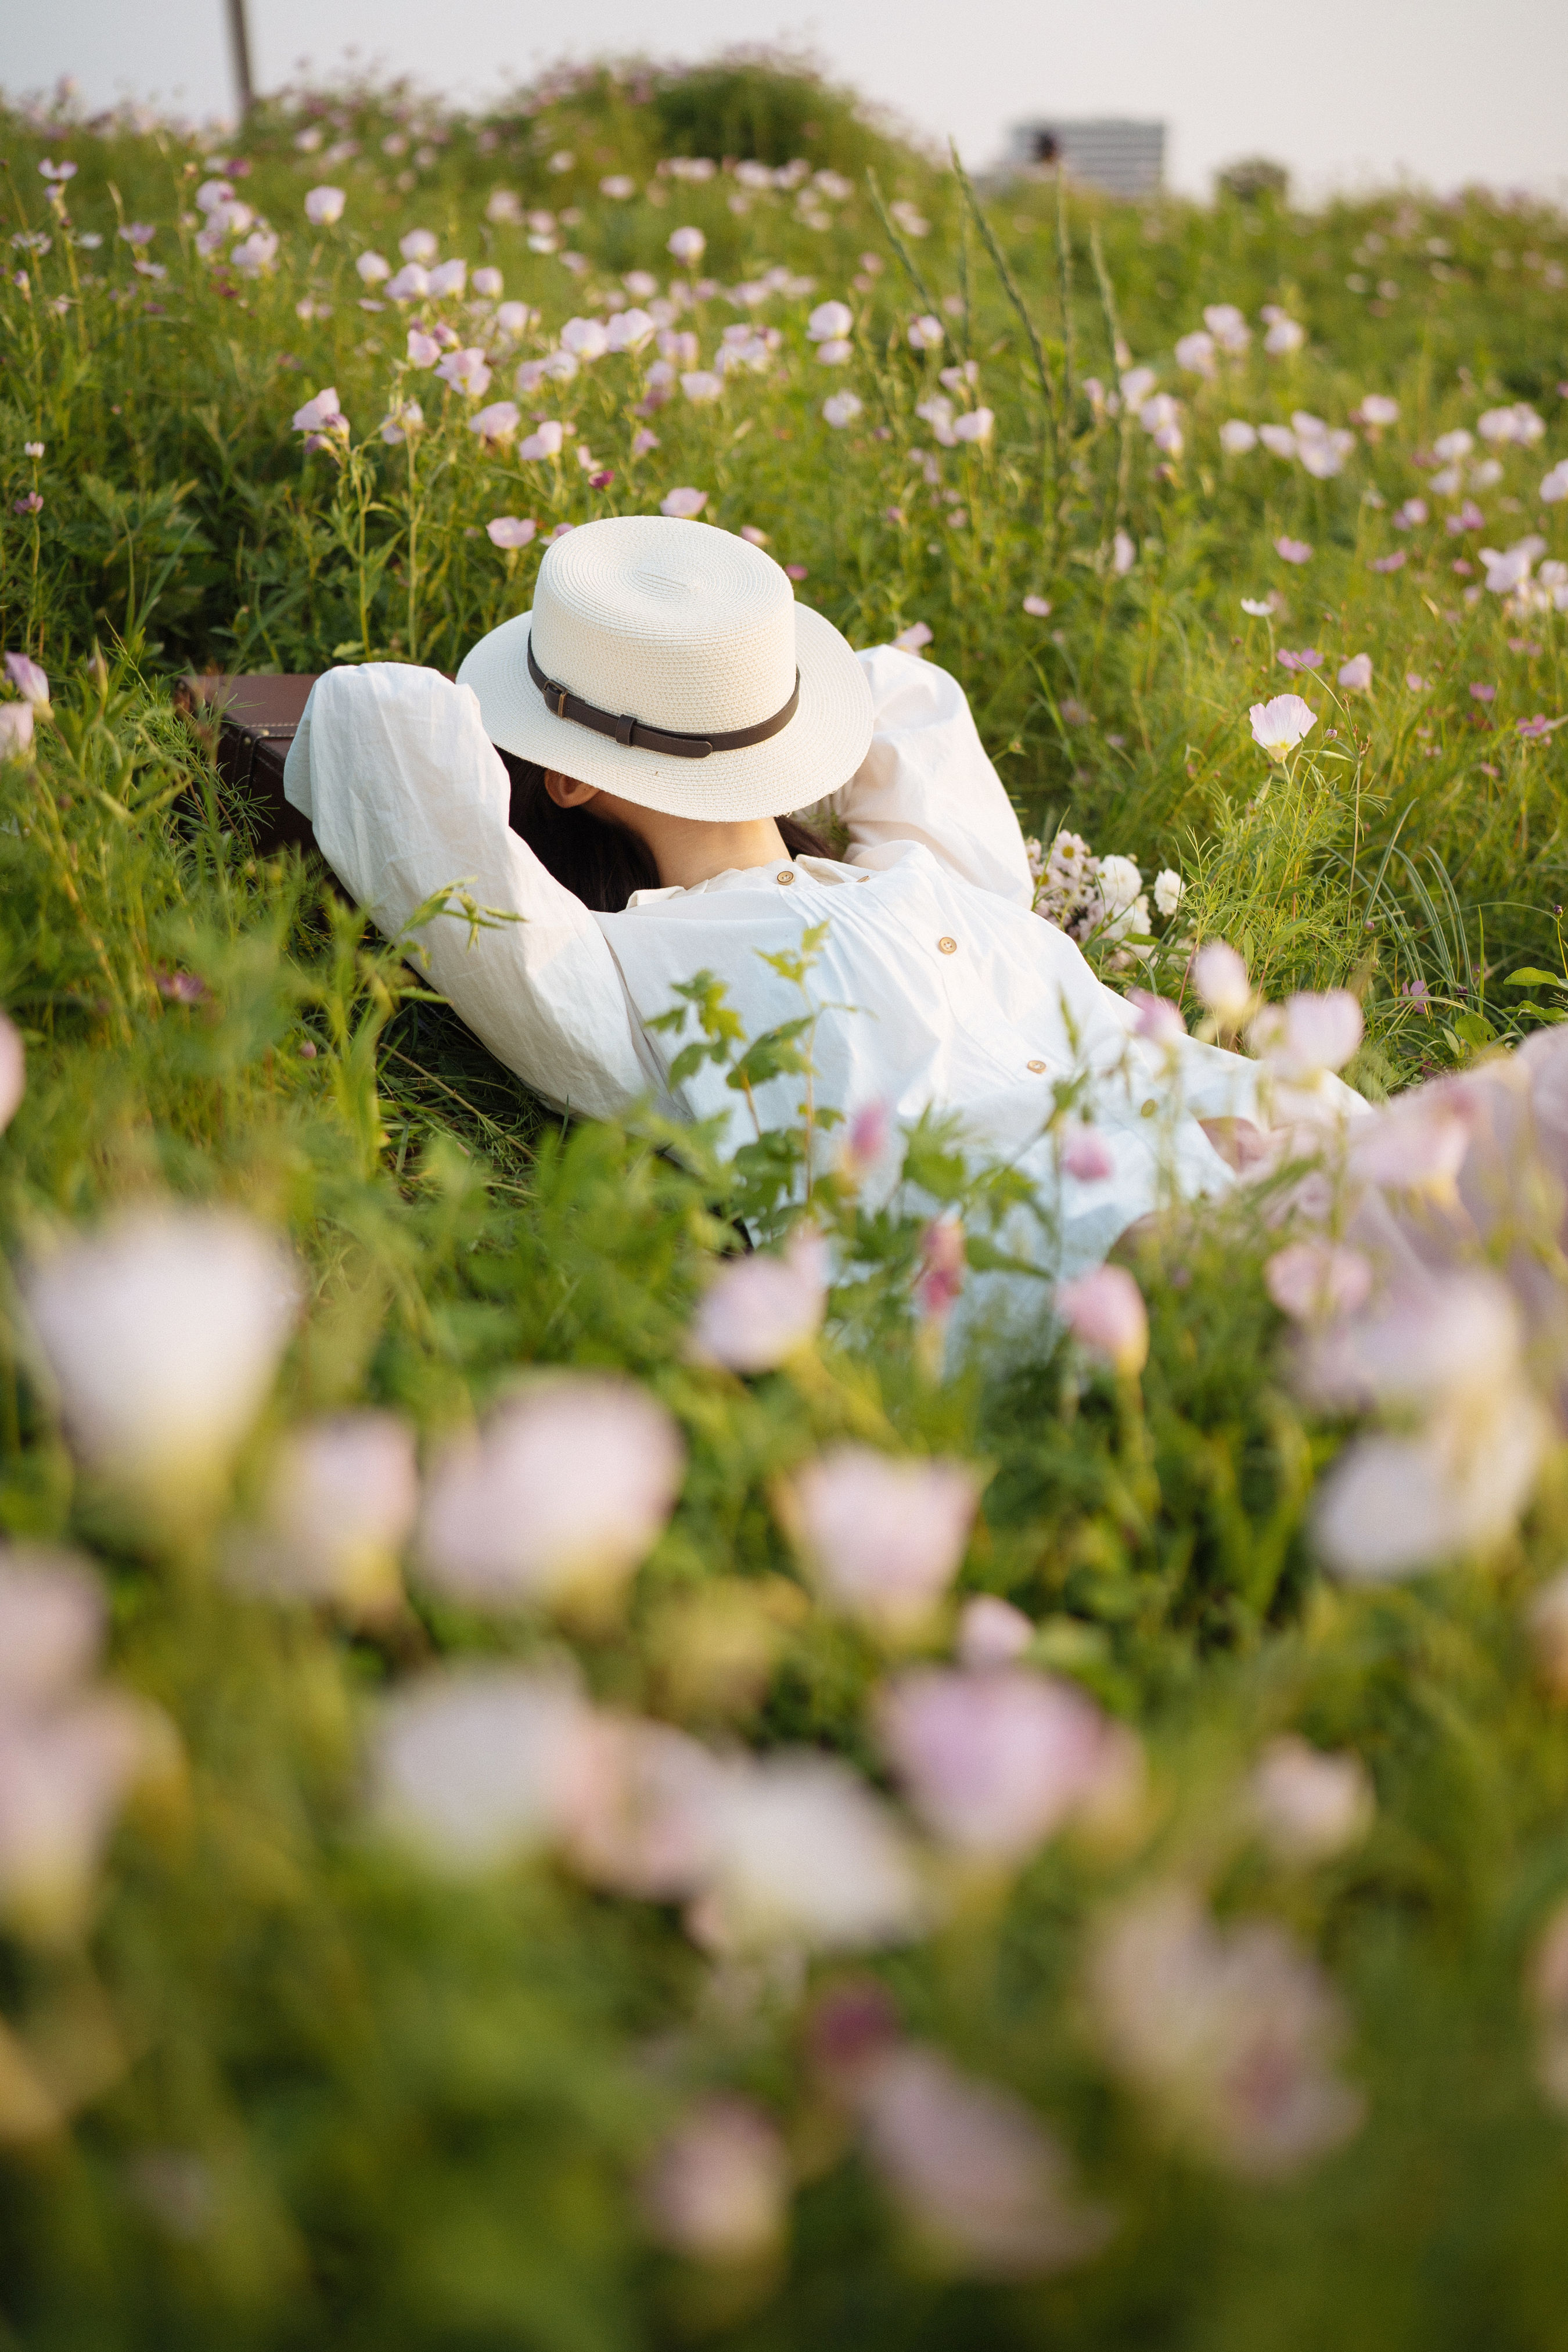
top-left (226, 0), bottom-right (256, 117)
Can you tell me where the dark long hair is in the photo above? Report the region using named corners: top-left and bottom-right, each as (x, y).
top-left (495, 748), bottom-right (830, 914)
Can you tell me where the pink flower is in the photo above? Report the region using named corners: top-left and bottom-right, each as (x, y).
top-left (517, 420), bottom-right (564, 462)
top-left (1175, 329), bottom-right (1216, 377)
top-left (405, 328), bottom-right (440, 368)
top-left (1190, 941), bottom-right (1252, 1024)
top-left (953, 407), bottom-right (994, 445)
top-left (822, 391), bottom-right (863, 429)
top-left (908, 314), bottom-right (944, 350)
top-left (371, 1664), bottom-right (593, 1870)
top-left (1250, 1735), bottom-right (1373, 1862)
top-left (11, 496), bottom-right (42, 521)
top-left (689, 1227), bottom-right (828, 1373)
top-left (1058, 1265), bottom-right (1148, 1376)
top-left (1278, 648), bottom-right (1323, 672)
top-left (1062, 1128), bottom-right (1116, 1182)
top-left (1370, 551), bottom-right (1407, 573)
top-left (417, 1375), bottom-right (685, 1610)
top-left (1128, 990), bottom-right (1186, 1045)
top-left (485, 515), bottom-right (536, 549)
top-left (356, 250), bottom-right (390, 285)
top-left (428, 258), bottom-right (467, 299)
top-left (857, 2047), bottom-right (1112, 2278)
top-left (1469, 681), bottom-right (1496, 703)
top-left (892, 620), bottom-right (932, 654)
top-left (691, 1749), bottom-right (927, 1953)
top-left (955, 1594), bottom-right (1033, 1668)
top-left (1518, 714), bottom-right (1565, 742)
top-left (915, 1217), bottom-right (966, 1319)
top-left (1264, 316), bottom-right (1306, 356)
top-left (384, 263), bottom-right (429, 303)
top-left (680, 369), bottom-right (723, 404)
top-left (0, 1012), bottom-right (23, 1134)
top-left (400, 228), bottom-right (438, 263)
top-left (1220, 420), bottom-right (1258, 454)
top-left (807, 300), bottom-right (853, 342)
top-left (1088, 1885), bottom-right (1364, 2177)
top-left (837, 1098), bottom-right (894, 1186)
top-left (228, 1412), bottom-right (418, 1612)
top-left (303, 185), bottom-right (345, 226)
top-left (639, 2096), bottom-right (789, 2263)
top-left (3, 652), bottom-right (48, 709)
top-left (1022, 594), bottom-right (1052, 617)
top-left (564, 1713), bottom-right (720, 1900)
top-left (291, 386), bottom-right (348, 440)
top-left (23, 1209), bottom-right (300, 1511)
top-left (1274, 535), bottom-right (1314, 565)
top-left (0, 706), bottom-right (35, 759)
top-left (559, 315), bottom-right (608, 361)
top-left (667, 225), bottom-right (706, 265)
top-left (1266, 1242), bottom-right (1373, 1322)
top-left (1347, 1095), bottom-right (1473, 1201)
top-left (471, 265), bottom-right (503, 298)
top-left (782, 1445), bottom-right (981, 1635)
top-left (878, 1664), bottom-right (1140, 1861)
top-left (1356, 393), bottom-right (1399, 429)
top-left (631, 428), bottom-right (661, 458)
top-left (1250, 990), bottom-right (1363, 1080)
top-left (0, 1548), bottom-right (104, 1707)
top-left (1249, 693), bottom-right (1317, 759)
top-left (660, 485), bottom-right (707, 519)
top-left (436, 347), bottom-right (491, 397)
top-left (466, 400), bottom-right (520, 447)
top-left (1337, 653), bottom-right (1373, 691)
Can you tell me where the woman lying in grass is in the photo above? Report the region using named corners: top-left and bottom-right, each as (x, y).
top-left (285, 515), bottom-right (1357, 1278)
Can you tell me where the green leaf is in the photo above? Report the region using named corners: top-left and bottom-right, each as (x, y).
top-left (1505, 968), bottom-right (1565, 990)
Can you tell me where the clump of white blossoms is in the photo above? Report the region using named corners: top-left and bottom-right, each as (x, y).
top-left (1023, 830), bottom-right (1184, 963)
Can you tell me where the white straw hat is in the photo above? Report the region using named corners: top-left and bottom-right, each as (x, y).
top-left (456, 514), bottom-right (873, 822)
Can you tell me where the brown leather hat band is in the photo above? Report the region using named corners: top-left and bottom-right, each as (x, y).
top-left (527, 635), bottom-right (800, 761)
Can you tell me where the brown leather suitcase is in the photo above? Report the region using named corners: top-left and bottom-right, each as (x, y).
top-left (177, 673), bottom-right (321, 855)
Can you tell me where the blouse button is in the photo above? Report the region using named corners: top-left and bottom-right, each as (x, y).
top-left (937, 936), bottom-right (958, 955)
top-left (776, 871), bottom-right (794, 886)
top-left (1027, 1059), bottom-right (1047, 1073)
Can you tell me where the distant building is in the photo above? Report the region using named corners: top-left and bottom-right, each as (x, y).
top-left (1008, 118), bottom-right (1165, 200)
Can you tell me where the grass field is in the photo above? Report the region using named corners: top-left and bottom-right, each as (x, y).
top-left (2, 52), bottom-right (1568, 2351)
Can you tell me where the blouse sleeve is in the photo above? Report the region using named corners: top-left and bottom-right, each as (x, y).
top-left (811, 645), bottom-right (1036, 908)
top-left (283, 663), bottom-right (661, 1122)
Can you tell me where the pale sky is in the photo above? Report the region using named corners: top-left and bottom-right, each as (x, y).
top-left (7, 0), bottom-right (1566, 204)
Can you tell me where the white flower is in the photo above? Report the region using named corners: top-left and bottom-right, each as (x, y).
top-left (1153, 869), bottom-right (1185, 918)
top-left (667, 225), bottom-right (706, 265)
top-left (680, 370), bottom-right (723, 404)
top-left (303, 185), bottom-right (345, 226)
top-left (559, 315), bottom-right (608, 361)
top-left (908, 314), bottom-right (944, 351)
top-left (807, 299), bottom-right (853, 342)
top-left (1263, 316), bottom-right (1306, 355)
top-left (1541, 461), bottom-right (1568, 505)
top-left (370, 1665), bottom-right (592, 1871)
top-left (1174, 330), bottom-right (1215, 377)
top-left (24, 1209), bottom-right (300, 1512)
top-left (952, 407), bottom-right (993, 444)
top-left (228, 1412), bottom-right (419, 1612)
top-left (690, 1751), bottom-right (927, 1954)
top-left (689, 1227), bottom-right (829, 1373)
top-left (1250, 1736), bottom-right (1374, 1862)
top-left (1220, 420), bottom-right (1258, 454)
top-left (822, 391), bottom-right (862, 429)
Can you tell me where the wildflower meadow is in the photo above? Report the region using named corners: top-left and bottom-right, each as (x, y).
top-left (3, 49), bottom-right (1568, 2350)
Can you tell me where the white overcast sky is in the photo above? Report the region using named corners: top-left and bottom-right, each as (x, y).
top-left (6, 0), bottom-right (1566, 204)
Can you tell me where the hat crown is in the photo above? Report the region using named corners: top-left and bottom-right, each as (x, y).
top-left (529, 515), bottom-right (797, 737)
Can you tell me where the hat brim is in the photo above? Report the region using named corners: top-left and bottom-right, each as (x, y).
top-left (456, 599), bottom-right (873, 822)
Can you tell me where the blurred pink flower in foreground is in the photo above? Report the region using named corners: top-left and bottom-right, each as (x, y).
top-left (1129, 990), bottom-right (1186, 1046)
top-left (229, 1411), bottom-right (419, 1612)
top-left (859, 2046), bottom-right (1113, 2277)
top-left (915, 1216), bottom-right (966, 1320)
top-left (782, 1445), bottom-right (980, 1635)
top-left (1274, 535), bottom-right (1314, 565)
top-left (1058, 1266), bottom-right (1149, 1376)
top-left (24, 1208), bottom-right (300, 1510)
top-left (0, 706), bottom-right (35, 758)
top-left (0, 1547), bottom-right (171, 1936)
top-left (640, 2095), bottom-right (789, 2263)
top-left (891, 620), bottom-right (931, 653)
top-left (1088, 1885), bottom-right (1364, 2177)
top-left (564, 1713), bottom-right (719, 1900)
top-left (1338, 653), bottom-right (1373, 691)
top-left (1347, 1093), bottom-right (1473, 1203)
top-left (689, 1750), bottom-right (927, 1954)
top-left (1249, 693), bottom-right (1316, 758)
top-left (1250, 990), bottom-right (1363, 1081)
top-left (1191, 941), bottom-right (1253, 1026)
top-left (371, 1664), bottom-right (591, 1870)
top-left (0, 1010), bottom-right (23, 1134)
top-left (1062, 1127), bottom-right (1116, 1182)
top-left (660, 485), bottom-right (707, 518)
top-left (485, 516), bottom-right (536, 549)
top-left (303, 185), bottom-right (345, 226)
top-left (417, 1375), bottom-right (684, 1610)
top-left (1266, 1240), bottom-right (1373, 1324)
top-left (955, 1593), bottom-right (1033, 1668)
top-left (689, 1225), bottom-right (829, 1373)
top-left (1250, 1735), bottom-right (1374, 1862)
top-left (878, 1664), bottom-right (1141, 1862)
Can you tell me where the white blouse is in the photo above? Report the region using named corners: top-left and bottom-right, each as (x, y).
top-left (285, 647), bottom-right (1283, 1282)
